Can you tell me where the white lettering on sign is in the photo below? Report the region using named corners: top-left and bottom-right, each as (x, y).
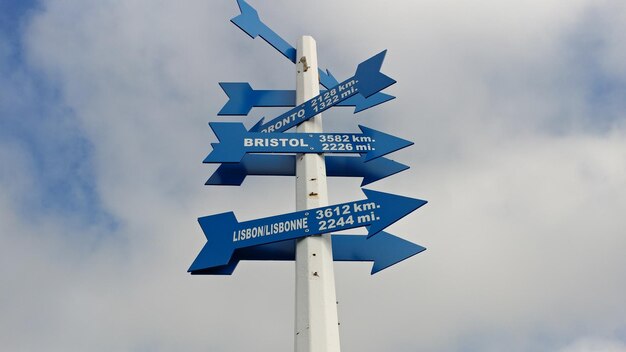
top-left (261, 108), bottom-right (306, 133)
top-left (243, 138), bottom-right (310, 148)
top-left (232, 217), bottom-right (309, 242)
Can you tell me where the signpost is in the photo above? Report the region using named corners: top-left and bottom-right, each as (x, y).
top-left (189, 188), bottom-right (426, 270)
top-left (190, 1), bottom-right (429, 351)
top-left (205, 122), bottom-right (413, 163)
top-left (217, 82), bottom-right (394, 116)
top-left (228, 0), bottom-right (394, 105)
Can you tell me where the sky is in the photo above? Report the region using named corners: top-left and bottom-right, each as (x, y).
top-left (1, 0), bottom-right (625, 351)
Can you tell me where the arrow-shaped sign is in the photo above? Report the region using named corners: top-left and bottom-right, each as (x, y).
top-left (217, 83), bottom-right (395, 115)
top-left (218, 83), bottom-right (293, 115)
top-left (230, 0), bottom-right (336, 89)
top-left (204, 122), bottom-right (413, 163)
top-left (230, 0), bottom-right (297, 62)
top-left (249, 51), bottom-right (395, 133)
top-left (230, 0), bottom-right (333, 87)
top-left (230, 0), bottom-right (395, 112)
top-left (190, 232), bottom-right (426, 275)
top-left (188, 189), bottom-right (427, 271)
top-left (205, 154), bottom-right (409, 186)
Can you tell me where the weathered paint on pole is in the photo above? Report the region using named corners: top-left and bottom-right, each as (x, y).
top-left (294, 36), bottom-right (341, 352)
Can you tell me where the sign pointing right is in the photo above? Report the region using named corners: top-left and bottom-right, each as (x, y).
top-left (250, 50), bottom-right (396, 133)
top-left (204, 122), bottom-right (414, 163)
top-left (190, 232), bottom-right (427, 275)
top-left (205, 154), bottom-right (409, 186)
top-left (216, 82), bottom-right (395, 116)
top-left (188, 189), bottom-right (427, 272)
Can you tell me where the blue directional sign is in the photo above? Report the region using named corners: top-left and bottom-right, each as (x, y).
top-left (188, 189), bottom-right (427, 271)
top-left (205, 154), bottom-right (409, 186)
top-left (191, 0), bottom-right (429, 285)
top-left (231, 0), bottom-right (296, 62)
top-left (204, 122), bottom-right (413, 163)
top-left (249, 51), bottom-right (395, 133)
top-left (230, 0), bottom-right (334, 87)
top-left (217, 83), bottom-right (395, 115)
top-left (218, 83), bottom-right (294, 115)
top-left (190, 232), bottom-right (426, 275)
top-left (230, 0), bottom-right (395, 107)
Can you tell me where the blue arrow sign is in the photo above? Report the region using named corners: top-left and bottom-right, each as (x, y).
top-left (205, 154), bottom-right (409, 186)
top-left (218, 83), bottom-right (294, 115)
top-left (217, 83), bottom-right (395, 115)
top-left (190, 232), bottom-right (426, 275)
top-left (188, 189), bottom-right (427, 271)
top-left (250, 51), bottom-right (395, 133)
top-left (204, 122), bottom-right (413, 163)
top-left (230, 0), bottom-right (395, 112)
top-left (231, 0), bottom-right (297, 62)
top-left (230, 0), bottom-right (336, 89)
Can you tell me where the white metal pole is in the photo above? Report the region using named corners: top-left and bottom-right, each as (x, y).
top-left (294, 36), bottom-right (341, 352)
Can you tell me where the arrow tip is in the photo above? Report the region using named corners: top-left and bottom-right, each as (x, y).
top-left (358, 125), bottom-right (414, 162)
top-left (359, 157), bottom-right (409, 186)
top-left (354, 50), bottom-right (396, 98)
top-left (370, 234), bottom-right (426, 274)
top-left (362, 189), bottom-right (427, 238)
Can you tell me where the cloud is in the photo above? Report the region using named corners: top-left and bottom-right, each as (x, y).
top-left (559, 337), bottom-right (626, 352)
top-left (1, 0), bottom-right (625, 351)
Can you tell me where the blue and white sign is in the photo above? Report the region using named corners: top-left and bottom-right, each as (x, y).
top-left (205, 154), bottom-right (409, 186)
top-left (190, 232), bottom-right (426, 275)
top-left (217, 82), bottom-right (394, 116)
top-left (229, 0), bottom-right (395, 108)
top-left (250, 51), bottom-right (395, 133)
top-left (191, 0), bottom-right (429, 279)
top-left (188, 189), bottom-right (427, 271)
top-left (204, 122), bottom-right (413, 163)
top-left (230, 0), bottom-right (296, 62)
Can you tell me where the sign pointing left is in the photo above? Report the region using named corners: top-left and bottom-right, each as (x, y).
top-left (204, 122), bottom-right (413, 163)
top-left (230, 0), bottom-right (296, 62)
top-left (188, 189), bottom-right (427, 271)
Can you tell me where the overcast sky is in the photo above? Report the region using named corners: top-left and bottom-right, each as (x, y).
top-left (1, 0), bottom-right (626, 351)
